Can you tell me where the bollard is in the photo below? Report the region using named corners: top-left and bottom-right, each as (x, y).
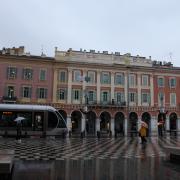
top-left (97, 131), bottom-right (100, 138)
top-left (109, 130), bottom-right (112, 138)
top-left (69, 130), bottom-right (72, 138)
top-left (115, 131), bottom-right (117, 138)
top-left (81, 131), bottom-right (84, 138)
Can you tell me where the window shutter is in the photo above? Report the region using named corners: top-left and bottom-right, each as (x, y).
top-left (122, 75), bottom-right (124, 85)
top-left (148, 94), bottom-right (150, 104)
top-left (114, 92), bottom-right (117, 103)
top-left (7, 67), bottom-right (10, 79)
top-left (45, 89), bottom-right (47, 99)
top-left (93, 91), bottom-right (97, 102)
top-left (72, 89), bottom-right (75, 101)
top-left (80, 90), bottom-right (82, 102)
top-left (100, 92), bottom-right (103, 103)
top-left (135, 93), bottom-right (137, 103)
top-left (36, 88), bottom-right (39, 98)
top-left (121, 93), bottom-right (125, 102)
top-left (64, 88), bottom-right (67, 100)
top-left (107, 91), bottom-right (110, 102)
top-left (56, 89), bottom-right (60, 100)
top-left (29, 87), bottom-right (32, 98)
top-left (20, 87), bottom-right (23, 98)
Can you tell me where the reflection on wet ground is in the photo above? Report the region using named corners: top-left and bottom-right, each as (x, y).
top-left (12, 158), bottom-right (180, 180)
top-left (0, 137), bottom-right (179, 179)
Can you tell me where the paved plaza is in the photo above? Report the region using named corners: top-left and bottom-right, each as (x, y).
top-left (0, 137), bottom-right (180, 179)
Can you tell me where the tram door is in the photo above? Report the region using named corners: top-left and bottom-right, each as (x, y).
top-left (34, 112), bottom-right (44, 131)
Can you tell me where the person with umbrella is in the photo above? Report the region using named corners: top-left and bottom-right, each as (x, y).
top-left (139, 121), bottom-right (148, 144)
top-left (14, 116), bottom-right (25, 142)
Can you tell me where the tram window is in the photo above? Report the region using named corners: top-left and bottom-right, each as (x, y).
top-left (34, 113), bottom-right (43, 131)
top-left (0, 111), bottom-right (16, 127)
top-left (17, 112), bottom-right (32, 129)
top-left (48, 111), bottom-right (58, 128)
top-left (0, 111), bottom-right (32, 129)
top-left (55, 111), bottom-right (66, 128)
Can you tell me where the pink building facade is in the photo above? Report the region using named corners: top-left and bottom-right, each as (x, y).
top-left (0, 54), bottom-right (54, 104)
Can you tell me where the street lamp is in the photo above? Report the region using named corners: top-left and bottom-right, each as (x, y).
top-left (158, 95), bottom-right (166, 136)
top-left (80, 76), bottom-right (90, 138)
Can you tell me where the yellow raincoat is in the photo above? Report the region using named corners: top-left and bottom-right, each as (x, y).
top-left (139, 126), bottom-right (147, 137)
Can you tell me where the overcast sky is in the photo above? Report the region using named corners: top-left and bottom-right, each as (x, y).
top-left (0, 0), bottom-right (180, 66)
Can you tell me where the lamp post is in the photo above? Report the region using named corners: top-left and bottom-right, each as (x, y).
top-left (158, 95), bottom-right (165, 136)
top-left (80, 76), bottom-right (90, 138)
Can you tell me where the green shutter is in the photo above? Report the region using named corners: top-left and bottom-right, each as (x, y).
top-left (29, 87), bottom-right (32, 98)
top-left (57, 89), bottom-right (60, 100)
top-left (45, 89), bottom-right (47, 99)
top-left (114, 92), bottom-right (117, 103)
top-left (122, 75), bottom-right (124, 85)
top-left (80, 90), bottom-right (82, 101)
top-left (36, 88), bottom-right (39, 98)
top-left (148, 93), bottom-right (150, 104)
top-left (100, 91), bottom-right (103, 103)
top-left (93, 91), bottom-right (97, 102)
top-left (20, 87), bottom-right (23, 98)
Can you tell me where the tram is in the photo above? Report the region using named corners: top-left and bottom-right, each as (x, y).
top-left (0, 104), bottom-right (68, 137)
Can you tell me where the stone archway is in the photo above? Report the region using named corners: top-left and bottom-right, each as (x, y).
top-left (169, 113), bottom-right (177, 130)
top-left (100, 111), bottom-right (111, 132)
top-left (58, 110), bottom-right (67, 124)
top-left (86, 111), bottom-right (96, 134)
top-left (71, 111), bottom-right (82, 133)
top-left (114, 112), bottom-right (125, 135)
top-left (129, 112), bottom-right (138, 131)
top-left (142, 112), bottom-right (151, 136)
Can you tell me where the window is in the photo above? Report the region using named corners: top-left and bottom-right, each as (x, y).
top-left (141, 93), bottom-right (150, 103)
top-left (39, 69), bottom-right (46, 81)
top-left (57, 89), bottom-right (67, 100)
top-left (158, 92), bottom-right (164, 106)
top-left (87, 71), bottom-right (95, 83)
top-left (7, 86), bottom-right (15, 97)
top-left (7, 67), bottom-right (17, 79)
top-left (101, 91), bottom-right (110, 103)
top-left (23, 68), bottom-right (33, 80)
top-left (22, 87), bottom-right (31, 98)
top-left (157, 77), bottom-right (164, 87)
top-left (103, 92), bottom-right (108, 101)
top-left (37, 88), bottom-right (47, 99)
top-left (115, 92), bottom-right (125, 103)
top-left (129, 74), bottom-right (136, 87)
top-left (169, 78), bottom-right (176, 88)
top-left (101, 72), bottom-right (110, 84)
top-left (129, 92), bottom-right (136, 102)
top-left (142, 75), bottom-right (149, 86)
top-left (170, 93), bottom-right (176, 106)
top-left (72, 89), bottom-right (81, 100)
top-left (73, 70), bottom-right (81, 82)
top-left (59, 71), bottom-right (66, 82)
top-left (115, 73), bottom-right (124, 85)
top-left (88, 91), bottom-right (96, 103)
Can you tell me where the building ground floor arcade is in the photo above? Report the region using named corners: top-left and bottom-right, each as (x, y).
top-left (57, 105), bottom-right (180, 137)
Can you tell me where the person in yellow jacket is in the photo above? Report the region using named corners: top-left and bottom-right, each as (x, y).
top-left (139, 125), bottom-right (147, 144)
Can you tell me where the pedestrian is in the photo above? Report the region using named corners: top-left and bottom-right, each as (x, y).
top-left (16, 120), bottom-right (22, 142)
top-left (139, 123), bottom-right (147, 144)
top-left (158, 118), bottom-right (164, 137)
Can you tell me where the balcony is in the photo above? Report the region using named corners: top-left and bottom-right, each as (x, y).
top-left (2, 96), bottom-right (17, 103)
top-left (85, 101), bottom-right (126, 109)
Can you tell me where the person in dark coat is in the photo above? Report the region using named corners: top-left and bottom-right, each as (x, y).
top-left (16, 121), bottom-right (22, 141)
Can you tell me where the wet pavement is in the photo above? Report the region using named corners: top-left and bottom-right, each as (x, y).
top-left (0, 137), bottom-right (180, 179)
